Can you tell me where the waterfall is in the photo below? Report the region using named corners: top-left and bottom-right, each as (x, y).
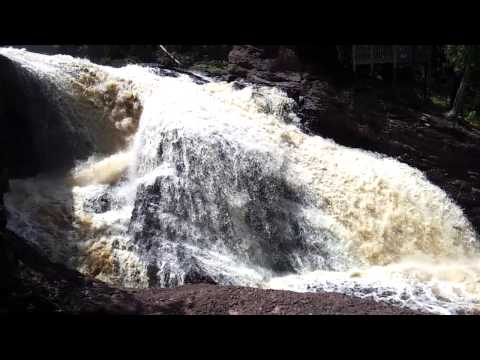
top-left (2, 47), bottom-right (480, 314)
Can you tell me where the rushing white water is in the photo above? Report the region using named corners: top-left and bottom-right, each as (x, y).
top-left (2, 47), bottom-right (480, 314)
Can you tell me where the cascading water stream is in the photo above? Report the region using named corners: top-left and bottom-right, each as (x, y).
top-left (2, 47), bottom-right (480, 314)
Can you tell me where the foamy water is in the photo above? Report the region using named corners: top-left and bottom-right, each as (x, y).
top-left (2, 47), bottom-right (479, 314)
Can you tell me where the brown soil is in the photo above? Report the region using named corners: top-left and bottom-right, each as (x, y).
top-left (130, 284), bottom-right (422, 315)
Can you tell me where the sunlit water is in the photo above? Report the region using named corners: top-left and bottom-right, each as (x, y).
top-left (2, 47), bottom-right (480, 314)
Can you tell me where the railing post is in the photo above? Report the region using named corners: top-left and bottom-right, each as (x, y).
top-left (370, 45), bottom-right (374, 76)
top-left (352, 45), bottom-right (357, 85)
top-left (411, 46), bottom-right (416, 81)
top-left (352, 45), bottom-right (356, 74)
top-left (393, 45), bottom-right (397, 87)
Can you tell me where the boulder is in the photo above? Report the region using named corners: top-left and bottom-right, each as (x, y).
top-left (183, 261), bottom-right (216, 285)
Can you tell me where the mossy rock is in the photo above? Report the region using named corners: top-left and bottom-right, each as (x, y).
top-left (190, 61), bottom-right (228, 76)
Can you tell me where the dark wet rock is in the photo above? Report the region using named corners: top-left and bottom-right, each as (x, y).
top-left (228, 46), bottom-right (304, 91)
top-left (1, 229), bottom-right (145, 314)
top-left (128, 132), bottom-right (327, 277)
top-left (146, 262), bottom-right (159, 287)
top-left (232, 81), bottom-right (247, 90)
top-left (183, 261), bottom-right (216, 285)
top-left (0, 55), bottom-right (94, 177)
top-left (83, 192), bottom-right (113, 213)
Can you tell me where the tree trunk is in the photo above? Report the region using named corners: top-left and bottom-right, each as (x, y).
top-left (447, 66), bottom-right (470, 118)
top-left (447, 47), bottom-right (472, 119)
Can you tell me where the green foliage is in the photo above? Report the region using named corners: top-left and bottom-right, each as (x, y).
top-left (466, 110), bottom-right (480, 128)
top-left (430, 95), bottom-right (449, 109)
top-left (444, 46), bottom-right (480, 116)
top-left (445, 45), bottom-right (480, 72)
top-left (445, 45), bottom-right (468, 71)
top-left (190, 61), bottom-right (228, 76)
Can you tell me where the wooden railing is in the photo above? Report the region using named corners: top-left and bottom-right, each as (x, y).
top-left (353, 45), bottom-right (415, 65)
top-left (354, 45), bottom-right (394, 64)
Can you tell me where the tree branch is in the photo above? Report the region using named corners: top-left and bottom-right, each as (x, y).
top-left (158, 45), bottom-right (182, 66)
